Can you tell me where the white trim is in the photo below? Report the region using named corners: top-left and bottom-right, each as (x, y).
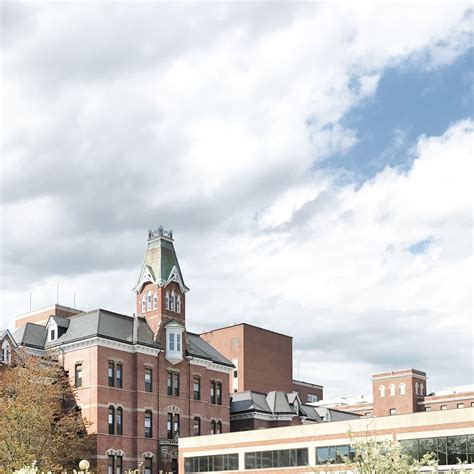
top-left (373, 373), bottom-right (427, 381)
top-left (167, 266), bottom-right (188, 293)
top-left (190, 357), bottom-right (234, 374)
top-left (231, 412), bottom-right (295, 422)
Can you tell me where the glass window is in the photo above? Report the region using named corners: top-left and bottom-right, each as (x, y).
top-left (216, 382), bottom-right (222, 405)
top-left (144, 458), bottom-right (152, 474)
top-left (108, 406), bottom-right (115, 435)
top-left (167, 413), bottom-right (173, 439)
top-left (335, 445), bottom-right (349, 463)
top-left (107, 455), bottom-right (114, 474)
top-left (174, 414), bottom-right (180, 436)
top-left (176, 295), bottom-right (181, 313)
top-left (211, 381), bottom-right (216, 404)
top-left (144, 410), bottom-right (152, 438)
top-left (115, 455), bottom-right (122, 474)
top-left (438, 436), bottom-right (448, 465)
top-left (419, 438), bottom-right (437, 460)
top-left (211, 420), bottom-right (216, 434)
top-left (390, 408), bottom-right (396, 416)
top-left (153, 292), bottom-right (158, 310)
top-left (468, 434), bottom-right (474, 463)
top-left (165, 291), bottom-right (170, 310)
top-left (170, 291), bottom-right (176, 311)
top-left (146, 291), bottom-right (152, 311)
top-left (193, 376), bottom-right (201, 400)
top-left (75, 363), bottom-right (82, 388)
top-left (116, 363), bottom-right (123, 389)
top-left (447, 435), bottom-right (467, 464)
top-left (440, 405), bottom-right (448, 410)
top-left (216, 421), bottom-right (222, 434)
top-left (425, 406), bottom-right (431, 411)
top-left (193, 417), bottom-right (201, 436)
top-left (176, 333), bottom-right (181, 351)
top-left (400, 439), bottom-right (419, 461)
top-left (108, 361), bottom-right (115, 387)
top-left (457, 403), bottom-right (464, 408)
top-left (173, 373), bottom-right (180, 396)
top-left (116, 407), bottom-right (123, 435)
top-left (144, 368), bottom-right (152, 392)
top-left (169, 333), bottom-right (175, 351)
top-left (167, 372), bottom-right (173, 395)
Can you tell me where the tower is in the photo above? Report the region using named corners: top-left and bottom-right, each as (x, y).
top-left (132, 227), bottom-right (189, 338)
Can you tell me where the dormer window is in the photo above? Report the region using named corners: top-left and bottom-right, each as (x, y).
top-left (47, 319), bottom-right (59, 342)
top-left (1, 341), bottom-right (11, 364)
top-left (165, 321), bottom-right (184, 365)
top-left (146, 291), bottom-right (152, 311)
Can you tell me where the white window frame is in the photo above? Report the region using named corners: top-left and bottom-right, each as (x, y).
top-left (399, 383), bottom-right (406, 395)
top-left (165, 323), bottom-right (184, 364)
top-left (379, 385), bottom-right (385, 397)
top-left (389, 384), bottom-right (395, 396)
top-left (2, 341), bottom-right (11, 364)
top-left (176, 295), bottom-right (181, 313)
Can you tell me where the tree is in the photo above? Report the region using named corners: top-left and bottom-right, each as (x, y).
top-left (0, 351), bottom-right (91, 471)
top-left (341, 436), bottom-right (439, 473)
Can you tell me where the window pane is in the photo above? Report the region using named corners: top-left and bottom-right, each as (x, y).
top-left (108, 362), bottom-right (115, 387)
top-left (173, 373), bottom-right (180, 396)
top-left (447, 435), bottom-right (467, 464)
top-left (419, 438), bottom-right (437, 460)
top-left (437, 437), bottom-right (448, 465)
top-left (400, 439), bottom-right (419, 461)
top-left (278, 450), bottom-right (290, 467)
top-left (245, 453), bottom-right (256, 470)
top-left (116, 364), bottom-right (123, 389)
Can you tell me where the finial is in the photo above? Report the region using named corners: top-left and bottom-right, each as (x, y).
top-left (147, 226), bottom-right (174, 241)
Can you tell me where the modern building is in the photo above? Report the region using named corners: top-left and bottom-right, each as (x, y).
top-left (201, 323), bottom-right (323, 402)
top-left (179, 408), bottom-right (474, 472)
top-left (313, 368), bottom-right (474, 417)
top-left (0, 228), bottom-right (235, 473)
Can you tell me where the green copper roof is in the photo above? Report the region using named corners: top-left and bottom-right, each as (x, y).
top-left (134, 235), bottom-right (188, 292)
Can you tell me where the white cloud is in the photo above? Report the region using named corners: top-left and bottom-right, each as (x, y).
top-left (1, 3), bottom-right (472, 397)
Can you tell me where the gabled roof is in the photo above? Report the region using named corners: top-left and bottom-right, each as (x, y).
top-left (45, 309), bottom-right (161, 349)
top-left (186, 333), bottom-right (234, 367)
top-left (266, 391), bottom-right (293, 414)
top-left (13, 323), bottom-right (48, 349)
top-left (133, 233), bottom-right (189, 293)
top-left (50, 316), bottom-right (70, 329)
top-left (315, 406), bottom-right (361, 422)
top-left (0, 329), bottom-right (18, 347)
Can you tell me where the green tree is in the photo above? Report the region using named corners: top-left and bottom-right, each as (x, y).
top-left (0, 351), bottom-right (91, 471)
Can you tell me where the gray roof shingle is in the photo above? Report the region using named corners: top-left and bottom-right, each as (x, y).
top-left (13, 323), bottom-right (47, 349)
top-left (186, 332), bottom-right (234, 367)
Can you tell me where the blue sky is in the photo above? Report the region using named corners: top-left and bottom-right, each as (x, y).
top-left (326, 48), bottom-right (473, 182)
top-left (1, 3), bottom-right (472, 398)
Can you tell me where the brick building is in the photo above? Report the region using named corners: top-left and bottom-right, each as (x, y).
top-left (201, 323), bottom-right (323, 402)
top-left (0, 228), bottom-right (234, 473)
top-left (313, 368), bottom-right (474, 417)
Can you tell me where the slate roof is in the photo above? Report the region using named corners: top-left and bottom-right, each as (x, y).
top-left (51, 316), bottom-right (70, 329)
top-left (134, 236), bottom-right (189, 291)
top-left (186, 332), bottom-right (234, 367)
top-left (315, 406), bottom-right (361, 422)
top-left (13, 323), bottom-right (48, 349)
top-left (45, 309), bottom-right (161, 349)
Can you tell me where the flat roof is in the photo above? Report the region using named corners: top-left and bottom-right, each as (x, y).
top-left (201, 322), bottom-right (292, 339)
top-left (15, 304), bottom-right (83, 320)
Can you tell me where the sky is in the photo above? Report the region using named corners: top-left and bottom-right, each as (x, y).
top-left (1, 2), bottom-right (472, 399)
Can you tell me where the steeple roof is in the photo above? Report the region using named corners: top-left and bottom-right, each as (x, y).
top-left (133, 227), bottom-right (189, 293)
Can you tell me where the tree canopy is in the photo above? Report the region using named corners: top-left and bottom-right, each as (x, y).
top-left (0, 351), bottom-right (91, 471)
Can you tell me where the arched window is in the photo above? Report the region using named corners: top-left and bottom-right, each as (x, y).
top-left (399, 383), bottom-right (406, 395)
top-left (2, 341), bottom-right (11, 364)
top-left (165, 291), bottom-right (170, 310)
top-left (379, 385), bottom-right (385, 397)
top-left (216, 421), bottom-right (222, 434)
top-left (389, 384), bottom-right (395, 396)
top-left (170, 290), bottom-right (176, 311)
top-left (146, 291), bottom-right (152, 311)
top-left (141, 297), bottom-right (146, 313)
top-left (415, 382), bottom-right (419, 395)
top-left (108, 406), bottom-right (115, 434)
top-left (116, 407), bottom-right (123, 435)
top-left (176, 295), bottom-right (181, 313)
top-left (153, 292), bottom-right (158, 310)
top-left (211, 420), bottom-right (216, 434)
top-left (420, 384), bottom-right (424, 396)
top-left (144, 410), bottom-right (152, 438)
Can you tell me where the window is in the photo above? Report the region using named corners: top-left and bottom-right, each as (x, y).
top-left (144, 458), bottom-right (152, 474)
top-left (415, 382), bottom-right (419, 395)
top-left (50, 329), bottom-right (56, 341)
top-left (193, 377), bottom-right (201, 400)
top-left (115, 456), bottom-right (123, 474)
top-left (211, 381), bottom-right (216, 404)
top-left (170, 290), bottom-right (176, 311)
top-left (440, 405), bottom-right (448, 410)
top-left (144, 410), bottom-right (152, 438)
top-left (420, 384), bottom-right (424, 396)
top-left (167, 413), bottom-right (180, 439)
top-left (2, 341), bottom-right (11, 364)
top-left (216, 382), bottom-right (222, 405)
top-left (457, 403), bottom-right (464, 409)
top-left (146, 290), bottom-right (152, 311)
top-left (425, 406), bottom-right (432, 412)
top-left (184, 454), bottom-right (239, 473)
top-left (233, 369), bottom-right (238, 379)
top-left (379, 385), bottom-right (385, 397)
top-left (116, 363), bottom-right (123, 389)
top-left (193, 417), bottom-right (201, 436)
top-left (316, 445), bottom-right (355, 465)
top-left (108, 361), bottom-right (115, 387)
top-left (108, 455), bottom-right (114, 474)
top-left (211, 420), bottom-right (216, 434)
top-left (167, 372), bottom-right (180, 396)
top-left (153, 292), bottom-right (158, 310)
top-left (176, 333), bottom-right (181, 352)
top-left (165, 322), bottom-right (184, 363)
top-left (108, 406), bottom-right (115, 434)
top-left (216, 421), bottom-right (222, 434)
top-left (389, 384), bottom-right (395, 396)
top-left (75, 363), bottom-right (83, 388)
top-left (141, 297), bottom-right (146, 313)
top-left (165, 291), bottom-right (170, 310)
top-left (390, 408), bottom-right (396, 416)
top-left (116, 407), bottom-right (123, 435)
top-left (176, 295), bottom-right (181, 313)
top-left (245, 449), bottom-right (309, 469)
top-left (144, 368), bottom-right (152, 392)
top-left (399, 383), bottom-right (406, 395)
top-left (169, 333), bottom-right (175, 351)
